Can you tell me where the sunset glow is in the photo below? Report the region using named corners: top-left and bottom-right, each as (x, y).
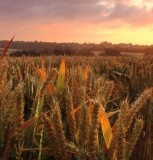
top-left (1, 0), bottom-right (153, 44)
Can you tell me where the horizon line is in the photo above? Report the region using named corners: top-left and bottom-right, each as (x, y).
top-left (0, 39), bottom-right (152, 46)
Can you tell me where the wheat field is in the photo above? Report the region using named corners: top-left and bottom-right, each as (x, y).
top-left (0, 51), bottom-right (153, 160)
top-left (0, 34), bottom-right (152, 160)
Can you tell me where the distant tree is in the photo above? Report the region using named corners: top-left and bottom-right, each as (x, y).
top-left (10, 50), bottom-right (40, 57)
top-left (53, 47), bottom-right (75, 56)
top-left (103, 48), bottom-right (121, 56)
top-left (77, 48), bottom-right (94, 56)
top-left (64, 47), bottom-right (74, 56)
top-left (42, 48), bottom-right (52, 55)
top-left (53, 47), bottom-right (65, 56)
top-left (145, 52), bottom-right (153, 56)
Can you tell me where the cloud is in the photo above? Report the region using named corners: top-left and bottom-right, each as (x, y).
top-left (107, 2), bottom-right (153, 26)
top-left (0, 0), bottom-right (153, 28)
top-left (0, 0), bottom-right (103, 22)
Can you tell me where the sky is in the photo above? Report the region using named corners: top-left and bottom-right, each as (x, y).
top-left (1, 0), bottom-right (153, 45)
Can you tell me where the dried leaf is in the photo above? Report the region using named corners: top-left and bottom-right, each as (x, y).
top-left (40, 56), bottom-right (47, 82)
top-left (83, 65), bottom-right (90, 79)
top-left (70, 106), bottom-right (81, 115)
top-left (23, 118), bottom-right (35, 129)
top-left (31, 57), bottom-right (47, 82)
top-left (47, 84), bottom-right (53, 93)
top-left (57, 58), bottom-right (66, 93)
top-left (107, 110), bottom-right (120, 118)
top-left (31, 64), bottom-right (41, 77)
top-left (0, 35), bottom-right (15, 60)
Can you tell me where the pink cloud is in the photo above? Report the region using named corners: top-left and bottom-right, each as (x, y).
top-left (1, 0), bottom-right (153, 44)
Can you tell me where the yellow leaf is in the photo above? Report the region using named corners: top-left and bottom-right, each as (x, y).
top-left (83, 65), bottom-right (90, 79)
top-left (98, 102), bottom-right (112, 149)
top-left (65, 60), bottom-right (69, 83)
